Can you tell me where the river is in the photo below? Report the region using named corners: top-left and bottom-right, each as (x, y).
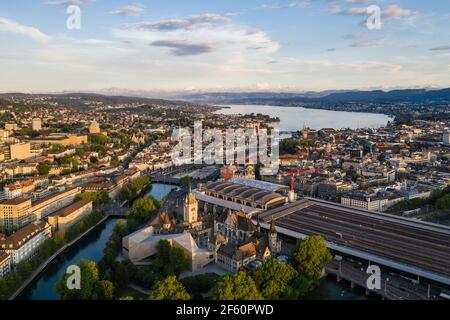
top-left (19, 182), bottom-right (373, 300)
top-left (214, 104), bottom-right (392, 131)
top-left (17, 183), bottom-right (176, 300)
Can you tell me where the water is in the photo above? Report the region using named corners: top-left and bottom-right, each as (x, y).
top-left (214, 104), bottom-right (392, 131)
top-left (145, 183), bottom-right (178, 201)
top-left (19, 182), bottom-right (369, 300)
top-left (426, 215), bottom-right (450, 226)
top-left (17, 218), bottom-right (119, 300)
top-left (18, 184), bottom-right (176, 300)
top-left (305, 277), bottom-right (377, 300)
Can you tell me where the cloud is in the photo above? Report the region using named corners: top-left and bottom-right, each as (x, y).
top-left (111, 4), bottom-right (145, 17)
top-left (329, 5), bottom-right (413, 20)
top-left (114, 13), bottom-right (279, 55)
top-left (341, 32), bottom-right (364, 39)
top-left (45, 0), bottom-right (95, 5)
top-left (150, 40), bottom-right (214, 56)
top-left (260, 1), bottom-right (311, 10)
top-left (125, 13), bottom-right (231, 32)
top-left (0, 17), bottom-right (50, 43)
top-left (349, 40), bottom-right (378, 48)
top-left (429, 45), bottom-right (450, 51)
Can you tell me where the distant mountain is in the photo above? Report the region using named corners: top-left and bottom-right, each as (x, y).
top-left (323, 88), bottom-right (450, 103)
top-left (180, 88), bottom-right (450, 105)
top-left (0, 92), bottom-right (193, 107)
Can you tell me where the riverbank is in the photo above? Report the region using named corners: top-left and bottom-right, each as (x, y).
top-left (10, 214), bottom-right (110, 300)
top-left (19, 182), bottom-right (177, 300)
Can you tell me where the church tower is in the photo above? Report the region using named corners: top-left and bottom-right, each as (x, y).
top-left (184, 184), bottom-right (198, 224)
top-left (268, 219), bottom-right (281, 254)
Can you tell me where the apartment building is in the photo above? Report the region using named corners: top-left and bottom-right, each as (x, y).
top-left (31, 187), bottom-right (81, 220)
top-left (10, 142), bottom-right (32, 160)
top-left (0, 251), bottom-right (11, 277)
top-left (0, 198), bottom-right (33, 233)
top-left (47, 200), bottom-right (93, 232)
top-left (0, 221), bottom-right (51, 265)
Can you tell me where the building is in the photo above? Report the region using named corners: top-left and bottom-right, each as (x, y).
top-left (122, 227), bottom-right (214, 272)
top-left (184, 187), bottom-right (198, 225)
top-left (89, 121), bottom-right (101, 134)
top-left (47, 200), bottom-right (93, 232)
top-left (0, 198), bottom-right (33, 233)
top-left (2, 179), bottom-right (34, 200)
top-left (10, 142), bottom-right (31, 160)
top-left (31, 187), bottom-right (81, 220)
top-left (32, 118), bottom-right (42, 131)
top-left (214, 209), bottom-right (256, 246)
top-left (213, 213), bottom-right (282, 272)
top-left (198, 179), bottom-right (288, 210)
top-left (340, 193), bottom-right (391, 212)
top-left (0, 221), bottom-right (51, 265)
top-left (0, 251), bottom-right (11, 277)
top-left (5, 123), bottom-right (18, 132)
top-left (28, 134), bottom-right (88, 147)
top-left (443, 131), bottom-right (450, 146)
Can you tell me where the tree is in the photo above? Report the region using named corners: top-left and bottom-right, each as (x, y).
top-left (180, 273), bottom-right (220, 297)
top-left (180, 176), bottom-right (192, 188)
top-left (96, 280), bottom-right (114, 300)
top-left (291, 235), bottom-right (332, 281)
top-left (89, 134), bottom-right (108, 146)
top-left (154, 240), bottom-right (190, 276)
top-left (37, 161), bottom-right (51, 175)
top-left (251, 258), bottom-right (298, 299)
top-left (213, 272), bottom-right (263, 300)
top-left (126, 196), bottom-right (158, 231)
top-left (436, 194), bottom-right (450, 210)
top-left (280, 139), bottom-right (301, 155)
top-left (54, 260), bottom-right (100, 300)
top-left (168, 246), bottom-right (190, 276)
top-left (111, 262), bottom-right (130, 290)
top-left (283, 275), bottom-right (313, 299)
top-left (148, 276), bottom-right (190, 300)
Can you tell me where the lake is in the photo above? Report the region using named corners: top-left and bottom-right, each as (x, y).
top-left (214, 104), bottom-right (393, 131)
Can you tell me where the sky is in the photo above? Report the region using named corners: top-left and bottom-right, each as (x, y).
top-left (0, 0), bottom-right (449, 94)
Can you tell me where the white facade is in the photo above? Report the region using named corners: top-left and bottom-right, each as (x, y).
top-left (1, 222), bottom-right (51, 265)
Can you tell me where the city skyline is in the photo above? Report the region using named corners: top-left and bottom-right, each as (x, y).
top-left (1, 0), bottom-right (450, 93)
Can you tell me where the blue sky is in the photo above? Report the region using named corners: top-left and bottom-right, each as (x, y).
top-left (0, 0), bottom-right (449, 93)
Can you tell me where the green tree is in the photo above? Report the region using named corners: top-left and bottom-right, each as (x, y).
top-left (54, 260), bottom-right (100, 300)
top-left (37, 161), bottom-right (51, 175)
top-left (180, 273), bottom-right (220, 297)
top-left (180, 176), bottom-right (192, 188)
top-left (251, 258), bottom-right (298, 299)
top-left (213, 272), bottom-right (263, 300)
top-left (283, 275), bottom-right (313, 299)
top-left (291, 235), bottom-right (332, 281)
top-left (155, 240), bottom-right (190, 276)
top-left (89, 134), bottom-right (108, 146)
top-left (436, 193), bottom-right (450, 210)
top-left (96, 280), bottom-right (114, 300)
top-left (126, 196), bottom-right (159, 231)
top-left (148, 275), bottom-right (190, 300)
top-left (111, 262), bottom-right (130, 290)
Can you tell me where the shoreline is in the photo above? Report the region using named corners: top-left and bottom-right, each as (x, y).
top-left (213, 103), bottom-right (394, 118)
top-left (9, 215), bottom-right (111, 300)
